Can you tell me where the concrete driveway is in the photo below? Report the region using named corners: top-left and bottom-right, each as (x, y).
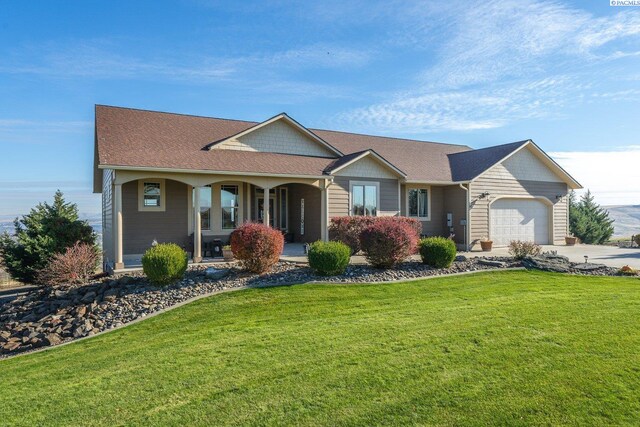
top-left (466, 244), bottom-right (640, 270)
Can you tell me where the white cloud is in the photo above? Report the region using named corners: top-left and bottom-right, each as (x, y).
top-left (550, 148), bottom-right (640, 205)
top-left (339, 0), bottom-right (640, 133)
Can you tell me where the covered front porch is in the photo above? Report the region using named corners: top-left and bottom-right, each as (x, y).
top-left (108, 170), bottom-right (330, 270)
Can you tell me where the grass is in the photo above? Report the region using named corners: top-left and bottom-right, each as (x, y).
top-left (1, 270), bottom-right (639, 426)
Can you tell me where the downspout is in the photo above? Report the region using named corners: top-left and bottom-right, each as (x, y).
top-left (459, 183), bottom-right (469, 251)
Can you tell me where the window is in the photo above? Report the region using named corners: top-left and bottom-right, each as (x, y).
top-left (143, 183), bottom-right (161, 207)
top-left (138, 180), bottom-right (165, 211)
top-left (350, 182), bottom-right (378, 216)
top-left (221, 185), bottom-right (239, 229)
top-left (408, 188), bottom-right (429, 219)
top-left (199, 186), bottom-right (212, 230)
top-left (279, 187), bottom-right (288, 230)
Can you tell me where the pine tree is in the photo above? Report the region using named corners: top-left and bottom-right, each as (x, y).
top-left (0, 191), bottom-right (97, 283)
top-left (569, 190), bottom-right (614, 244)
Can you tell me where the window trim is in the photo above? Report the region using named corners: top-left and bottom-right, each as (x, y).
top-left (348, 180), bottom-right (380, 217)
top-left (138, 179), bottom-right (166, 212)
top-left (221, 184), bottom-right (239, 230)
top-left (196, 185), bottom-right (212, 231)
top-left (406, 185), bottom-right (431, 221)
top-left (279, 187), bottom-right (288, 231)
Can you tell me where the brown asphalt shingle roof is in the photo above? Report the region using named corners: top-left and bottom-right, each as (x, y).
top-left (94, 105), bottom-right (538, 190)
top-left (447, 140), bottom-right (530, 182)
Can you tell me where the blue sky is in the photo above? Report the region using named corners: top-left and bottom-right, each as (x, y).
top-left (1, 0), bottom-right (639, 216)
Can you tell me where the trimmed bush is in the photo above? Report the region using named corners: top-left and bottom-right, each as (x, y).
top-left (418, 237), bottom-right (457, 268)
top-left (359, 217), bottom-right (417, 268)
top-left (508, 240), bottom-right (541, 260)
top-left (307, 241), bottom-right (351, 276)
top-left (36, 242), bottom-right (99, 286)
top-left (328, 216), bottom-right (375, 254)
top-left (230, 222), bottom-right (284, 274)
top-left (141, 243), bottom-right (188, 285)
top-left (329, 216), bottom-right (422, 255)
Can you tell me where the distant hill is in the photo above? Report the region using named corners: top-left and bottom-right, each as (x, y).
top-left (604, 205), bottom-right (640, 238)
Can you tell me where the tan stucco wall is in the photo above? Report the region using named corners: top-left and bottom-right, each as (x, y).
top-left (288, 183), bottom-right (321, 243)
top-left (122, 179), bottom-right (189, 254)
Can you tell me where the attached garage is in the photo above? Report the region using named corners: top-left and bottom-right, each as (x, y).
top-left (490, 198), bottom-right (550, 246)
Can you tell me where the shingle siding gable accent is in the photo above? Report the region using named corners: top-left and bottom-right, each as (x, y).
top-left (332, 156), bottom-right (398, 179)
top-left (486, 147), bottom-right (563, 183)
top-left (215, 120), bottom-right (336, 157)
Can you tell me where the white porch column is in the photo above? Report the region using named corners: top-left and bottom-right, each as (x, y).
top-left (193, 186), bottom-right (202, 262)
top-left (262, 187), bottom-right (271, 227)
top-left (320, 180), bottom-right (329, 241)
top-left (114, 183), bottom-right (124, 270)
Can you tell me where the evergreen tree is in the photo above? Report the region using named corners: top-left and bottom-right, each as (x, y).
top-left (569, 190), bottom-right (614, 244)
top-left (0, 191), bottom-right (97, 283)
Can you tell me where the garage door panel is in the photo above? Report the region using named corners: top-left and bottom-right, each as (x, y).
top-left (490, 198), bottom-right (549, 246)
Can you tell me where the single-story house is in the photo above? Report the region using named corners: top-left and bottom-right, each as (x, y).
top-left (94, 105), bottom-right (582, 270)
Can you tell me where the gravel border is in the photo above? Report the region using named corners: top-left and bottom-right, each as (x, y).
top-left (1, 254), bottom-right (634, 360)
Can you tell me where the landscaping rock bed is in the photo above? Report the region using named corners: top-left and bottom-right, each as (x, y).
top-left (0, 258), bottom-right (518, 357)
top-left (521, 253), bottom-right (622, 276)
top-left (0, 254), bottom-right (632, 358)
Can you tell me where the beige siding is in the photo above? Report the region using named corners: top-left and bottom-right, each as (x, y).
top-left (101, 169), bottom-right (114, 264)
top-left (469, 174), bottom-right (569, 248)
top-left (487, 146), bottom-right (564, 183)
top-left (122, 179), bottom-right (189, 254)
top-left (333, 156), bottom-right (397, 179)
top-left (329, 177), bottom-right (399, 217)
top-left (215, 120), bottom-right (335, 157)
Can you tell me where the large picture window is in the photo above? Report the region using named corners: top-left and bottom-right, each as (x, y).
top-left (408, 188), bottom-right (429, 219)
top-left (351, 183), bottom-right (378, 216)
top-left (221, 185), bottom-right (239, 229)
top-left (198, 186), bottom-right (212, 230)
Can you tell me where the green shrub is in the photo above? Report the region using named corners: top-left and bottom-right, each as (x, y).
top-left (0, 191), bottom-right (97, 283)
top-left (141, 243), bottom-right (188, 285)
top-left (307, 241), bottom-right (351, 276)
top-left (418, 237), bottom-right (457, 268)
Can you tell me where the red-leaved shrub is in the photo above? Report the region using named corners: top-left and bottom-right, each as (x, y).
top-left (37, 242), bottom-right (99, 286)
top-left (359, 217), bottom-right (418, 268)
top-left (230, 222), bottom-right (284, 273)
top-left (328, 216), bottom-right (376, 254)
top-left (329, 216), bottom-right (421, 255)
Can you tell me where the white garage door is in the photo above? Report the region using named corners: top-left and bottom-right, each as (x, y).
top-left (490, 198), bottom-right (549, 246)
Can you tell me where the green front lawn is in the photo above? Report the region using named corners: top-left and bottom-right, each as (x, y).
top-left (1, 271), bottom-right (639, 426)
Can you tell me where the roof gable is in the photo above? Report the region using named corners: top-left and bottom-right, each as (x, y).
top-left (208, 113), bottom-right (341, 158)
top-left (325, 150), bottom-right (406, 179)
top-left (449, 140), bottom-right (582, 189)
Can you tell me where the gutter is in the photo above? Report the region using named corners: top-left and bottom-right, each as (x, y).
top-left (98, 164), bottom-right (332, 181)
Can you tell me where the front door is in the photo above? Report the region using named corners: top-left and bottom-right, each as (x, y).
top-left (257, 197), bottom-right (275, 227)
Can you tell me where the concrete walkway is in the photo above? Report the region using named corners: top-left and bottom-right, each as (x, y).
top-left (281, 243), bottom-right (640, 270)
